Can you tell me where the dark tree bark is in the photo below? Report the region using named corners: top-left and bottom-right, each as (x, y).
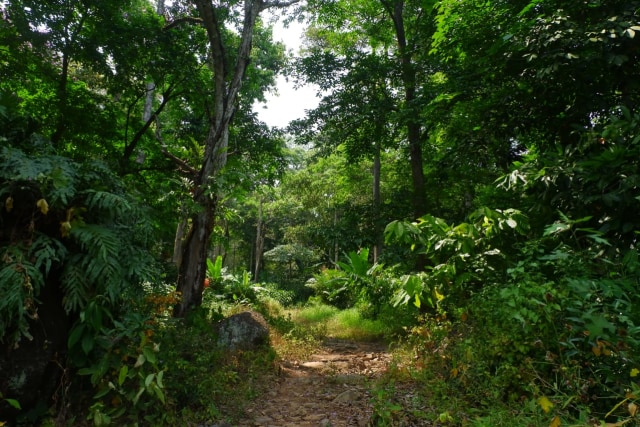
top-left (173, 0), bottom-right (298, 317)
top-left (383, 0), bottom-right (427, 220)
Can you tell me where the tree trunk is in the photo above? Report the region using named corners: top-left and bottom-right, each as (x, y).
top-left (174, 0), bottom-right (256, 317)
top-left (254, 197), bottom-right (265, 282)
top-left (50, 7), bottom-right (89, 146)
top-left (386, 0), bottom-right (427, 220)
top-left (173, 126), bottom-right (226, 317)
top-left (372, 140), bottom-right (383, 263)
top-left (173, 0), bottom-right (295, 316)
top-left (407, 121), bottom-right (426, 219)
top-left (142, 1), bottom-right (164, 122)
top-left (172, 217), bottom-right (187, 268)
top-left (173, 200), bottom-right (215, 316)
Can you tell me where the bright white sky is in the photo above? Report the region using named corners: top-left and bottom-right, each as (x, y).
top-left (253, 19), bottom-right (320, 128)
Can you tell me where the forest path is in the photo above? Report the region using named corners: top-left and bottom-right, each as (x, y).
top-left (235, 338), bottom-right (392, 427)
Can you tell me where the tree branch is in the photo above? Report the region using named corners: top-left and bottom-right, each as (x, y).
top-left (163, 16), bottom-right (203, 31)
top-left (123, 83), bottom-right (175, 162)
top-left (154, 118), bottom-right (198, 178)
top-left (261, 0), bottom-right (299, 11)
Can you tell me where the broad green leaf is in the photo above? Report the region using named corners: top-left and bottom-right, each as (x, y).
top-left (145, 373), bottom-right (155, 388)
top-left (151, 383), bottom-right (165, 404)
top-left (543, 222), bottom-right (570, 236)
top-left (67, 324), bottom-right (85, 348)
top-left (142, 346), bottom-right (157, 364)
top-left (5, 398), bottom-right (21, 410)
top-left (81, 333), bottom-right (94, 355)
top-left (156, 370), bottom-right (164, 388)
top-left (118, 365), bottom-right (128, 386)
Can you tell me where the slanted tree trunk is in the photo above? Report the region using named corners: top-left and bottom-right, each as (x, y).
top-left (174, 0), bottom-right (296, 317)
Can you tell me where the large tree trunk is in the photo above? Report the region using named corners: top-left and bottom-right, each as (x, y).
top-left (174, 126), bottom-right (227, 317)
top-left (173, 200), bottom-right (216, 316)
top-left (173, 0), bottom-right (295, 317)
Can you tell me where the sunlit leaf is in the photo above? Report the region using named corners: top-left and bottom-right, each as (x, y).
top-left (60, 221), bottom-right (72, 237)
top-left (134, 354), bottom-right (146, 368)
top-left (36, 198), bottom-right (49, 215)
top-left (538, 395), bottom-right (554, 413)
top-left (118, 366), bottom-right (128, 386)
top-left (145, 373), bottom-right (154, 388)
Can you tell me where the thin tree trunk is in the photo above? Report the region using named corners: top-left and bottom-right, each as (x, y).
top-left (385, 0), bottom-right (427, 220)
top-left (372, 141), bottom-right (383, 263)
top-left (51, 11), bottom-right (87, 145)
top-left (254, 198), bottom-right (265, 282)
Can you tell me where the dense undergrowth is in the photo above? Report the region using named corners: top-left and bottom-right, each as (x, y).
top-left (2, 87), bottom-right (639, 427)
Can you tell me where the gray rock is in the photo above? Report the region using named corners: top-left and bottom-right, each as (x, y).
top-left (214, 311), bottom-right (269, 351)
top-left (332, 389), bottom-right (362, 403)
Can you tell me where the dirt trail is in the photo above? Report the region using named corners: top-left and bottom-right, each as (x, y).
top-left (236, 338), bottom-right (392, 427)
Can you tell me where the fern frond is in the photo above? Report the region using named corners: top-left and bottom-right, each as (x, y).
top-left (0, 252), bottom-right (44, 342)
top-left (83, 190), bottom-right (132, 220)
top-left (70, 223), bottom-right (121, 262)
top-left (79, 160), bottom-right (124, 194)
top-left (0, 146), bottom-right (78, 208)
top-left (121, 245), bottom-right (158, 284)
top-left (61, 257), bottom-right (91, 314)
top-left (29, 233), bottom-right (68, 275)
top-left (77, 252), bottom-right (124, 295)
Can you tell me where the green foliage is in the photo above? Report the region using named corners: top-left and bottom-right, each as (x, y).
top-left (337, 248), bottom-right (372, 280)
top-left (385, 208), bottom-right (529, 309)
top-left (262, 243), bottom-right (321, 300)
top-left (70, 299), bottom-right (168, 426)
top-left (158, 307), bottom-right (278, 425)
top-left (398, 217), bottom-right (640, 423)
top-left (206, 255), bottom-right (224, 286)
top-left (306, 268), bottom-right (353, 308)
top-left (253, 282), bottom-right (295, 306)
top-left (0, 100), bottom-right (160, 346)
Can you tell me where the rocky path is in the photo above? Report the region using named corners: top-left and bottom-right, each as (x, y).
top-left (236, 338), bottom-right (392, 427)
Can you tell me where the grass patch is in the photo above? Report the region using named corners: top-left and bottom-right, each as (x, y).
top-left (292, 303), bottom-right (339, 324)
top-left (289, 303), bottom-right (389, 342)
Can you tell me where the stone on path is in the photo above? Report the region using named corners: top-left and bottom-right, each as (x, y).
top-left (332, 389), bottom-right (362, 403)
